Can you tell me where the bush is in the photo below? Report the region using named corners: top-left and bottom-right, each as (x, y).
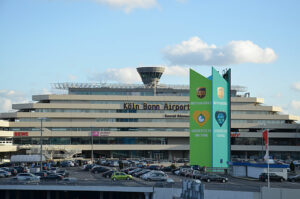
top-left (170, 164), bottom-right (176, 170)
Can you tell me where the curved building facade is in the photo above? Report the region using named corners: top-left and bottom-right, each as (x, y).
top-left (0, 68), bottom-right (299, 161)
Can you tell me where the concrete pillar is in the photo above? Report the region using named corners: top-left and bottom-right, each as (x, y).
top-left (98, 192), bottom-right (104, 199)
top-left (15, 190), bottom-right (20, 199)
top-left (30, 190), bottom-right (34, 199)
top-left (55, 191), bottom-right (60, 199)
top-left (138, 193), bottom-right (143, 199)
top-left (144, 192), bottom-right (150, 199)
top-left (47, 191), bottom-right (51, 199)
top-left (5, 190), bottom-right (9, 199)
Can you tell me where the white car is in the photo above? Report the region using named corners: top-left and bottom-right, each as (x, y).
top-left (0, 169), bottom-right (11, 177)
top-left (141, 170), bottom-right (165, 180)
top-left (0, 170), bottom-right (9, 177)
top-left (16, 173), bottom-right (40, 182)
top-left (66, 161), bottom-right (75, 167)
top-left (142, 171), bottom-right (168, 181)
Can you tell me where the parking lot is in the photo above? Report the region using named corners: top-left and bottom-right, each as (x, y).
top-left (1, 165), bottom-right (300, 192)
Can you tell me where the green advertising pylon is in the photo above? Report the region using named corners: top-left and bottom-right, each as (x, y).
top-left (190, 68), bottom-right (231, 168)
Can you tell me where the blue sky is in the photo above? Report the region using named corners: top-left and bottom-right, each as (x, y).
top-left (0, 0), bottom-right (300, 118)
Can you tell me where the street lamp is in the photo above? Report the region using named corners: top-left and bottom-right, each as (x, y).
top-left (38, 117), bottom-right (47, 171)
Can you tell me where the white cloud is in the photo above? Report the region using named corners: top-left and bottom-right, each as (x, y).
top-left (291, 100), bottom-right (300, 110)
top-left (163, 37), bottom-right (277, 66)
top-left (0, 90), bottom-right (28, 112)
top-left (291, 82), bottom-right (300, 92)
top-left (164, 65), bottom-right (189, 76)
top-left (93, 0), bottom-right (158, 13)
top-left (88, 65), bottom-right (189, 84)
top-left (68, 74), bottom-right (77, 81)
top-left (89, 67), bottom-right (141, 84)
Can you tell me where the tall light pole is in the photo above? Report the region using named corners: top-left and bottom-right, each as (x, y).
top-left (38, 117), bottom-right (47, 171)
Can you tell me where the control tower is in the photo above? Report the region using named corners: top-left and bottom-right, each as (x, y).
top-left (136, 67), bottom-right (165, 88)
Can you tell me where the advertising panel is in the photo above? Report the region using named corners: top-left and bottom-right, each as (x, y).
top-left (190, 69), bottom-right (212, 167)
top-left (212, 68), bottom-right (230, 167)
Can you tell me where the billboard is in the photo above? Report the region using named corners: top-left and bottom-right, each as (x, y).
top-left (190, 68), bottom-right (230, 168)
top-left (212, 68), bottom-right (230, 167)
top-left (190, 69), bottom-right (212, 167)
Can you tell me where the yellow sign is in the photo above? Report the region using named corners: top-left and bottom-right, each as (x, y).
top-left (193, 110), bottom-right (210, 127)
top-left (217, 87), bottom-right (224, 99)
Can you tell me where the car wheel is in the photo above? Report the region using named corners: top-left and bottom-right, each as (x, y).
top-left (264, 179), bottom-right (267, 182)
top-left (280, 178), bottom-right (283, 182)
top-left (206, 179), bottom-right (210, 183)
top-left (112, 178), bottom-right (116, 181)
top-left (95, 171), bottom-right (98, 174)
top-left (222, 179), bottom-right (226, 183)
top-left (292, 179), bottom-right (295, 182)
top-left (126, 177), bottom-right (130, 180)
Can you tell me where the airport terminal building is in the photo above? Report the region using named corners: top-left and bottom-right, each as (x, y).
top-left (0, 67), bottom-right (300, 161)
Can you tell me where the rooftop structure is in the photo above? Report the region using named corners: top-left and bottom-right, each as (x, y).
top-left (136, 67), bottom-right (165, 88)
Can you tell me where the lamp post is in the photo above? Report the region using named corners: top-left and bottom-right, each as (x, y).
top-left (38, 117), bottom-right (47, 171)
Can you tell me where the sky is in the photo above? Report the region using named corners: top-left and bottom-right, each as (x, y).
top-left (0, 0), bottom-right (300, 118)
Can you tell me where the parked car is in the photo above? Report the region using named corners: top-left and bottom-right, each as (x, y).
top-left (122, 167), bottom-right (137, 174)
top-left (201, 174), bottom-right (228, 183)
top-left (83, 164), bottom-right (98, 171)
top-left (0, 168), bottom-right (11, 176)
top-left (16, 173), bottom-right (40, 182)
top-left (141, 171), bottom-right (168, 181)
top-left (133, 169), bottom-right (151, 178)
top-left (0, 162), bottom-right (12, 167)
top-left (181, 168), bottom-right (193, 177)
top-left (34, 172), bottom-right (47, 179)
top-left (57, 170), bottom-right (69, 177)
top-left (128, 168), bottom-right (142, 175)
top-left (102, 170), bottom-right (116, 178)
top-left (191, 170), bottom-right (206, 180)
top-left (0, 170), bottom-right (9, 177)
top-left (61, 161), bottom-right (74, 167)
top-left (111, 172), bottom-right (132, 181)
top-left (259, 173), bottom-right (284, 182)
top-left (191, 165), bottom-right (201, 171)
top-left (288, 174), bottom-right (300, 182)
top-left (44, 173), bottom-right (64, 180)
top-left (109, 161), bottom-right (119, 167)
top-left (162, 166), bottom-right (172, 172)
top-left (3, 167), bottom-right (17, 176)
top-left (91, 166), bottom-right (110, 174)
top-left (147, 165), bottom-right (161, 170)
top-left (14, 166), bottom-right (29, 173)
top-left (49, 167), bottom-right (58, 174)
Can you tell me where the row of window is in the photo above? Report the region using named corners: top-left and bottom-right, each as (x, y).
top-left (33, 109), bottom-right (275, 115)
top-left (69, 91), bottom-right (189, 97)
top-left (231, 137), bottom-right (300, 146)
top-left (17, 118), bottom-right (189, 122)
top-left (232, 151), bottom-right (300, 161)
top-left (10, 127), bottom-right (189, 132)
top-left (232, 120), bottom-right (285, 124)
top-left (49, 100), bottom-right (188, 105)
top-left (13, 137), bottom-right (168, 145)
top-left (34, 108), bottom-right (189, 114)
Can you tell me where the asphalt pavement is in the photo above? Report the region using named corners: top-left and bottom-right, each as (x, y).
top-left (0, 167), bottom-right (300, 192)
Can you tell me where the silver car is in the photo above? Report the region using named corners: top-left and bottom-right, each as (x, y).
top-left (16, 173), bottom-right (40, 182)
top-left (143, 171), bottom-right (168, 181)
top-left (0, 170), bottom-right (9, 178)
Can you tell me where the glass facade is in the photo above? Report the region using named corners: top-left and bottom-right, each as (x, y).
top-left (10, 127), bottom-right (189, 132)
top-left (13, 137), bottom-right (168, 145)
